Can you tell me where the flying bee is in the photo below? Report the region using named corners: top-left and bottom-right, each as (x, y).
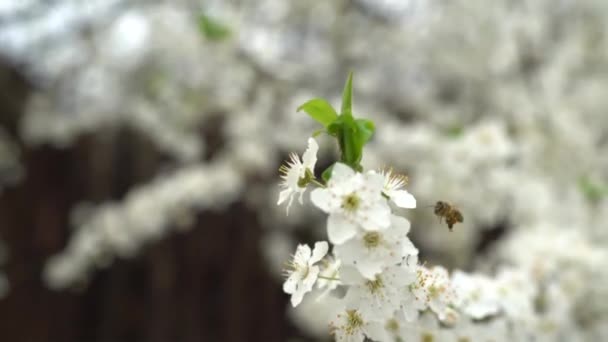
top-left (433, 201), bottom-right (463, 231)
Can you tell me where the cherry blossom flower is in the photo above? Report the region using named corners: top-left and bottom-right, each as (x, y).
top-left (341, 264), bottom-right (417, 320)
top-left (335, 215), bottom-right (418, 279)
top-left (330, 307), bottom-right (388, 342)
top-left (283, 241), bottom-right (328, 307)
top-left (277, 137), bottom-right (319, 214)
top-left (379, 168), bottom-right (416, 209)
top-left (452, 270), bottom-right (501, 320)
top-left (311, 163), bottom-right (391, 244)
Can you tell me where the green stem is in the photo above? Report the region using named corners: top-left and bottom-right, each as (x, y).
top-left (310, 179), bottom-right (326, 188)
top-left (318, 275), bottom-right (340, 281)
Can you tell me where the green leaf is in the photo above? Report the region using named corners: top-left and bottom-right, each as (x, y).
top-left (341, 72), bottom-right (354, 117)
top-left (445, 125), bottom-right (464, 138)
top-left (578, 176), bottom-right (608, 202)
top-left (327, 118), bottom-right (342, 136)
top-left (297, 98), bottom-right (339, 127)
top-left (355, 119), bottom-right (375, 144)
top-left (198, 14), bottom-right (231, 41)
top-left (311, 128), bottom-right (326, 137)
top-left (321, 164), bottom-right (335, 183)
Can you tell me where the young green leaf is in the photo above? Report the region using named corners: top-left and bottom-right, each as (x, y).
top-left (341, 72), bottom-right (354, 117)
top-left (321, 164), bottom-right (336, 183)
top-left (337, 118), bottom-right (375, 169)
top-left (198, 14), bottom-right (231, 41)
top-left (311, 128), bottom-right (326, 137)
top-left (355, 118), bottom-right (375, 144)
top-left (578, 176), bottom-right (608, 203)
top-left (297, 98), bottom-right (339, 127)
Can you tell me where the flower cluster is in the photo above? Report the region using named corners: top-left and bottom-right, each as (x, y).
top-left (279, 139), bottom-right (457, 340)
top-left (278, 76), bottom-right (462, 341)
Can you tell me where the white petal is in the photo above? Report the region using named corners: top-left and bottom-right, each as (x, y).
top-left (360, 202), bottom-right (391, 231)
top-left (283, 274), bottom-right (297, 294)
top-left (333, 238), bottom-right (358, 264)
top-left (364, 172), bottom-right (385, 192)
top-left (365, 322), bottom-right (390, 342)
top-left (390, 215), bottom-right (411, 235)
top-left (401, 238), bottom-right (419, 257)
top-left (339, 265), bottom-right (366, 284)
top-left (294, 244), bottom-right (312, 264)
top-left (290, 287), bottom-right (305, 307)
top-left (390, 190), bottom-right (417, 208)
top-left (356, 259), bottom-right (383, 279)
top-left (302, 138), bottom-right (319, 169)
top-left (302, 266), bottom-right (320, 290)
top-left (402, 303), bottom-right (420, 322)
top-left (277, 189), bottom-right (292, 205)
top-left (310, 241), bottom-right (329, 264)
top-left (310, 188), bottom-right (331, 212)
top-left (298, 188), bottom-right (306, 204)
top-left (330, 163), bottom-right (355, 183)
top-left (327, 214), bottom-right (357, 244)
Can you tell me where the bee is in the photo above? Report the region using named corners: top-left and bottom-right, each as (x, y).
top-left (433, 201), bottom-right (463, 231)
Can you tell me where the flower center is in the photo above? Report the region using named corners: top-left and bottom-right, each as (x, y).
top-left (363, 232), bottom-right (381, 248)
top-left (366, 276), bottom-right (384, 294)
top-left (283, 260), bottom-right (309, 279)
top-left (297, 168), bottom-right (315, 188)
top-left (428, 284), bottom-right (444, 299)
top-left (385, 319), bottom-right (399, 333)
top-left (341, 193), bottom-right (361, 212)
top-left (422, 332), bottom-right (435, 342)
top-left (344, 310), bottom-right (364, 335)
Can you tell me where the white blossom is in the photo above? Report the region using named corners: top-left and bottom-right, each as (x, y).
top-left (329, 307), bottom-right (388, 342)
top-left (452, 270), bottom-right (501, 320)
top-left (283, 241), bottom-right (328, 307)
top-left (341, 265), bottom-right (417, 320)
top-left (277, 137), bottom-right (319, 214)
top-left (335, 215), bottom-right (418, 279)
top-left (311, 163), bottom-right (391, 244)
top-left (379, 168), bottom-right (416, 209)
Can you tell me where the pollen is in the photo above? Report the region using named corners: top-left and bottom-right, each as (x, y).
top-left (366, 276), bottom-right (385, 294)
top-left (341, 193), bottom-right (361, 212)
top-left (363, 232), bottom-right (381, 248)
top-left (422, 332), bottom-right (435, 342)
top-left (386, 318), bottom-right (399, 332)
top-left (344, 310), bottom-right (364, 335)
top-left (383, 167), bottom-right (409, 189)
top-left (282, 258), bottom-right (309, 278)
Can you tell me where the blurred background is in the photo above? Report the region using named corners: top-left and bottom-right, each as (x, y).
top-left (1, 0), bottom-right (608, 341)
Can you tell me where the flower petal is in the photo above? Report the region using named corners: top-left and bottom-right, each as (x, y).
top-left (277, 189), bottom-right (292, 205)
top-left (294, 244), bottom-right (312, 264)
top-left (302, 138), bottom-right (319, 170)
top-left (310, 188), bottom-right (331, 212)
top-left (327, 214), bottom-right (357, 244)
top-left (330, 163), bottom-right (355, 184)
top-left (310, 241), bottom-right (329, 264)
top-left (364, 172), bottom-right (385, 192)
top-left (390, 190), bottom-right (417, 208)
top-left (390, 215), bottom-right (411, 235)
top-left (356, 259), bottom-right (383, 279)
top-left (283, 274), bottom-right (297, 294)
top-left (301, 265), bottom-right (320, 290)
top-left (360, 202), bottom-right (391, 231)
top-left (339, 265), bottom-right (366, 284)
top-left (290, 287), bottom-right (305, 307)
top-left (401, 238), bottom-right (419, 257)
